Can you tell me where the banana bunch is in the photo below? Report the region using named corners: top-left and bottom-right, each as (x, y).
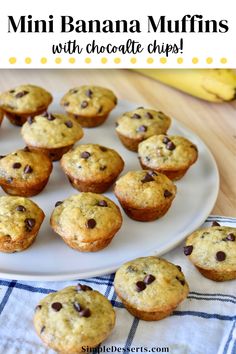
top-left (136, 69), bottom-right (236, 102)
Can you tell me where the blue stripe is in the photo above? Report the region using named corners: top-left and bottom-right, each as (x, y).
top-left (0, 280), bottom-right (17, 315)
top-left (123, 317), bottom-right (139, 352)
top-left (190, 291), bottom-right (236, 301)
top-left (173, 310), bottom-right (236, 321)
top-left (223, 321), bottom-right (236, 354)
top-left (104, 274), bottom-right (115, 298)
top-left (188, 296), bottom-right (236, 304)
top-left (231, 339), bottom-right (236, 354)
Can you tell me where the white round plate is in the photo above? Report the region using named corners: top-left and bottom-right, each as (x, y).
top-left (0, 98), bottom-right (219, 281)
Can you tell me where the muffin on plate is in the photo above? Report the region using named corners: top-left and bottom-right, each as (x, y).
top-left (114, 170), bottom-right (176, 221)
top-left (115, 107), bottom-right (171, 152)
top-left (61, 85), bottom-right (117, 127)
top-left (0, 109), bottom-right (3, 126)
top-left (0, 196), bottom-right (44, 253)
top-left (0, 84), bottom-right (52, 126)
top-left (34, 284), bottom-right (115, 353)
top-left (50, 193), bottom-right (123, 252)
top-left (21, 113), bottom-right (84, 161)
top-left (61, 144), bottom-right (124, 193)
top-left (0, 148), bottom-right (53, 197)
top-left (114, 256), bottom-right (189, 321)
top-left (184, 222), bottom-right (236, 281)
top-left (138, 134), bottom-right (198, 180)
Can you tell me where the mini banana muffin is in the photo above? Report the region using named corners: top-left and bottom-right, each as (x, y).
top-left (114, 256), bottom-right (189, 321)
top-left (0, 109), bottom-right (3, 126)
top-left (0, 148), bottom-right (53, 197)
top-left (115, 107), bottom-right (171, 152)
top-left (21, 113), bottom-right (84, 161)
top-left (0, 84), bottom-right (52, 126)
top-left (50, 193), bottom-right (123, 252)
top-left (34, 284), bottom-right (116, 353)
top-left (61, 85), bottom-right (117, 128)
top-left (138, 134), bottom-right (198, 180)
top-left (61, 144), bottom-right (124, 193)
top-left (114, 170), bottom-right (176, 221)
top-left (184, 222), bottom-right (236, 281)
top-left (0, 196), bottom-right (44, 253)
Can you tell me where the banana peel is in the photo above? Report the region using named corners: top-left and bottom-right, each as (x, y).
top-left (135, 69), bottom-right (236, 102)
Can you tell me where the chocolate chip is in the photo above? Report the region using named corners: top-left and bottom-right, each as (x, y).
top-left (162, 136), bottom-right (170, 144)
top-left (137, 125), bottom-right (147, 132)
top-left (40, 326), bottom-right (46, 334)
top-left (97, 200), bottom-right (108, 207)
top-left (77, 284), bottom-right (93, 291)
top-left (166, 141), bottom-right (176, 150)
top-left (132, 113), bottom-right (141, 119)
top-left (25, 218), bottom-right (36, 231)
top-left (79, 308), bottom-right (91, 318)
top-left (114, 97), bottom-right (118, 105)
top-left (63, 102), bottom-right (70, 107)
top-left (23, 146), bottom-right (30, 152)
top-left (212, 221), bottom-right (221, 227)
top-left (99, 165), bottom-right (107, 171)
top-left (9, 90), bottom-right (15, 94)
top-left (41, 112), bottom-right (49, 118)
top-left (12, 162), bottom-right (21, 169)
top-left (35, 305), bottom-right (42, 312)
top-left (6, 177), bottom-right (13, 184)
top-left (86, 219), bottom-right (96, 229)
top-left (216, 251), bottom-right (226, 261)
top-left (137, 106), bottom-right (144, 109)
top-left (80, 151), bottom-right (90, 159)
top-left (16, 205), bottom-right (26, 212)
top-left (176, 276), bottom-right (185, 286)
top-left (71, 89), bottom-right (78, 94)
top-left (226, 233), bottom-right (235, 241)
top-left (135, 281), bottom-right (146, 292)
top-left (115, 122), bottom-right (119, 127)
top-left (55, 201), bottom-right (63, 207)
top-left (97, 106), bottom-right (103, 114)
top-left (0, 155), bottom-right (5, 159)
top-left (99, 146), bottom-right (107, 152)
top-left (145, 112), bottom-right (153, 119)
top-left (184, 245), bottom-right (193, 256)
top-left (164, 190), bottom-right (173, 198)
top-left (143, 274), bottom-right (155, 285)
top-left (15, 91), bottom-right (29, 98)
top-left (51, 302), bottom-right (63, 312)
top-left (65, 120), bottom-right (73, 128)
top-left (85, 89), bottom-right (93, 98)
top-left (141, 173), bottom-right (154, 183)
top-left (27, 117), bottom-right (34, 125)
top-left (24, 165), bottom-right (33, 174)
top-left (73, 302), bottom-right (82, 312)
top-left (81, 101), bottom-right (88, 108)
top-left (47, 114), bottom-right (56, 121)
top-left (176, 265), bottom-right (182, 272)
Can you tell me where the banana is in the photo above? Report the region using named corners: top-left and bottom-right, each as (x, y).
top-left (135, 69), bottom-right (236, 102)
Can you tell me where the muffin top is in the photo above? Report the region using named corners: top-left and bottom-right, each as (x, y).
top-left (0, 196), bottom-right (45, 241)
top-left (114, 170), bottom-right (176, 208)
top-left (138, 134), bottom-right (198, 170)
top-left (116, 108), bottom-right (171, 139)
top-left (60, 85), bottom-right (117, 116)
top-left (34, 285), bottom-right (115, 352)
top-left (114, 257), bottom-right (189, 312)
top-left (61, 144), bottom-right (124, 182)
top-left (0, 148), bottom-right (52, 187)
top-left (0, 84), bottom-right (52, 114)
top-left (185, 225), bottom-right (236, 272)
top-left (21, 113), bottom-right (84, 148)
top-left (51, 193), bottom-right (122, 243)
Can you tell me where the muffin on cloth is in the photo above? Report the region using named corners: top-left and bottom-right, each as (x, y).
top-left (34, 284), bottom-right (115, 353)
top-left (0, 84), bottom-right (52, 126)
top-left (0, 148), bottom-right (53, 197)
top-left (0, 196), bottom-right (44, 253)
top-left (184, 221), bottom-right (236, 281)
top-left (50, 193), bottom-right (123, 252)
top-left (21, 112), bottom-right (84, 161)
top-left (138, 134), bottom-right (198, 180)
top-left (61, 85), bottom-right (117, 127)
top-left (114, 170), bottom-right (176, 221)
top-left (115, 107), bottom-right (171, 152)
top-left (114, 256), bottom-right (189, 321)
top-left (61, 144), bottom-right (124, 193)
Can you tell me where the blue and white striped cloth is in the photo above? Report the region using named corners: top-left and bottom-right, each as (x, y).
top-left (0, 216), bottom-right (235, 354)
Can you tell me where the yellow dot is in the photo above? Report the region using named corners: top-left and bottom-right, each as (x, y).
top-left (55, 57), bottom-right (62, 64)
top-left (114, 57), bottom-right (121, 64)
top-left (206, 57), bottom-right (213, 64)
top-left (85, 57), bottom-right (91, 64)
top-left (177, 57), bottom-right (183, 64)
top-left (69, 57), bottom-right (75, 64)
top-left (160, 57), bottom-right (167, 64)
top-left (130, 57), bottom-right (136, 64)
top-left (25, 57), bottom-right (31, 64)
top-left (40, 57), bottom-right (47, 64)
top-left (147, 57), bottom-right (154, 64)
top-left (192, 57), bottom-right (199, 64)
top-left (9, 57), bottom-right (16, 64)
top-left (101, 57), bottom-right (107, 64)
top-left (220, 57), bottom-right (227, 64)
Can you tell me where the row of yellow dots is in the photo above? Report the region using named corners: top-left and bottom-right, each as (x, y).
top-left (8, 57), bottom-right (228, 65)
